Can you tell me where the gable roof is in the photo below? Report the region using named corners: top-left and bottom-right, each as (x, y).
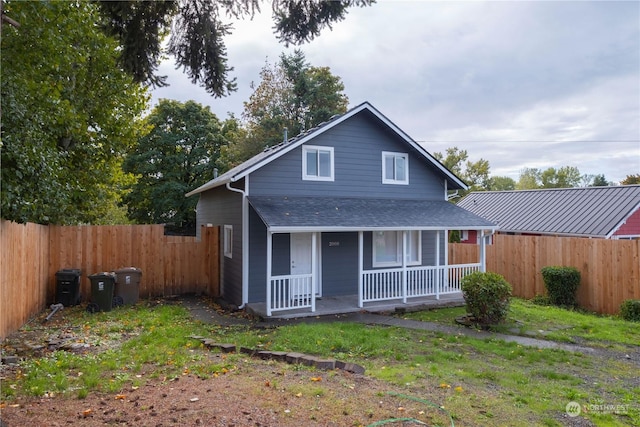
top-left (457, 185), bottom-right (640, 238)
top-left (186, 101), bottom-right (466, 197)
top-left (249, 196), bottom-right (497, 233)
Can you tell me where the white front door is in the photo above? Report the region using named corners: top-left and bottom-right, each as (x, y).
top-left (290, 233), bottom-right (321, 297)
top-left (291, 233), bottom-right (312, 275)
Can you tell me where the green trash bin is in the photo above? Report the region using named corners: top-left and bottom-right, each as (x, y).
top-left (114, 267), bottom-right (142, 305)
top-left (88, 272), bottom-right (116, 312)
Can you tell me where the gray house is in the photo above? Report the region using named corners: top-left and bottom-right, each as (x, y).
top-left (187, 102), bottom-right (496, 317)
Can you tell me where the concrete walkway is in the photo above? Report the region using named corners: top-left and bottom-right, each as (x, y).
top-left (181, 296), bottom-right (596, 354)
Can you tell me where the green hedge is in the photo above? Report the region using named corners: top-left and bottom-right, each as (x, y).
top-left (541, 266), bottom-right (581, 307)
top-left (620, 300), bottom-right (640, 322)
top-left (461, 271), bottom-right (512, 325)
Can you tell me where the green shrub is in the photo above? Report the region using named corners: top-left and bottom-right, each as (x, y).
top-left (620, 299), bottom-right (640, 322)
top-left (541, 266), bottom-right (581, 307)
top-left (461, 271), bottom-right (512, 325)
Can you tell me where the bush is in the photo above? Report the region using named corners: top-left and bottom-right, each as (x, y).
top-left (461, 271), bottom-right (512, 325)
top-left (541, 266), bottom-right (581, 307)
top-left (620, 299), bottom-right (640, 322)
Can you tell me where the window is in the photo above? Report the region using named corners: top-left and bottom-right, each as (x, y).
top-left (372, 230), bottom-right (421, 267)
top-left (223, 225), bottom-right (233, 258)
top-left (382, 152), bottom-right (408, 184)
top-left (303, 145), bottom-right (334, 181)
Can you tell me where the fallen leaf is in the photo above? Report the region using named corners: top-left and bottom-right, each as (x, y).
top-left (310, 376), bottom-right (322, 382)
top-left (82, 409), bottom-right (93, 418)
top-left (115, 394), bottom-right (126, 400)
top-left (439, 383), bottom-right (451, 389)
top-left (264, 380), bottom-right (270, 387)
top-left (295, 392), bottom-right (302, 398)
top-left (455, 386), bottom-right (464, 392)
top-left (190, 397), bottom-right (199, 402)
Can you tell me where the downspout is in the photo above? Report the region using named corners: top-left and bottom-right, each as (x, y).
top-left (226, 180), bottom-right (249, 309)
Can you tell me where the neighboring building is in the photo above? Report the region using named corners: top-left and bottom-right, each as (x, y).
top-left (457, 185), bottom-right (640, 243)
top-left (186, 102), bottom-right (496, 317)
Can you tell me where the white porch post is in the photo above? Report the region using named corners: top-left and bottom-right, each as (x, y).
top-left (443, 228), bottom-right (449, 291)
top-left (435, 230), bottom-right (441, 300)
top-left (311, 232), bottom-right (317, 312)
top-left (480, 230), bottom-right (487, 273)
top-left (402, 230), bottom-right (407, 303)
top-left (358, 231), bottom-right (363, 308)
top-left (266, 231), bottom-right (273, 316)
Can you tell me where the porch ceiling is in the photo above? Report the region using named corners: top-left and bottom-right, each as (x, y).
top-left (248, 196), bottom-right (497, 232)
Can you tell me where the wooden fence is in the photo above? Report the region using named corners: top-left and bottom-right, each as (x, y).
top-left (1, 220), bottom-right (219, 339)
top-left (449, 234), bottom-right (640, 315)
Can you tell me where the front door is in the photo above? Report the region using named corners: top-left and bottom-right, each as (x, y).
top-left (290, 233), bottom-right (321, 297)
top-left (291, 233), bottom-right (312, 275)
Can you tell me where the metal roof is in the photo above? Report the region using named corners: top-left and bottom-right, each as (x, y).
top-left (457, 185), bottom-right (640, 238)
top-left (249, 196), bottom-right (497, 233)
top-left (186, 101), bottom-right (466, 197)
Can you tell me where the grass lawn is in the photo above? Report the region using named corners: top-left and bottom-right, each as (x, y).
top-left (1, 298), bottom-right (638, 426)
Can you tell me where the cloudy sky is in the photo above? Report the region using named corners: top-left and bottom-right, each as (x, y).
top-left (152, 1), bottom-right (640, 184)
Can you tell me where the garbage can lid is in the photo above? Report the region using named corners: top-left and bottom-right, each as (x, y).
top-left (115, 267), bottom-right (142, 274)
top-left (57, 268), bottom-right (81, 275)
top-left (89, 272), bottom-right (116, 279)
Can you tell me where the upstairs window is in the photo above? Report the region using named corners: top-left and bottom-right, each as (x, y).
top-left (303, 145), bottom-right (334, 181)
top-left (382, 151), bottom-right (408, 185)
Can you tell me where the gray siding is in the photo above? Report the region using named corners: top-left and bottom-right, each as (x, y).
top-left (249, 112), bottom-right (445, 200)
top-left (248, 206), bottom-right (267, 303)
top-left (195, 183), bottom-right (243, 306)
top-left (321, 232), bottom-right (359, 296)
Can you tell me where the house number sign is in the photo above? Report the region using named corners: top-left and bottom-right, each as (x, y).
top-left (328, 241), bottom-right (340, 247)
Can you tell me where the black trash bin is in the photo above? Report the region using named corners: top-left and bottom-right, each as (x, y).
top-left (55, 269), bottom-right (81, 306)
top-left (88, 272), bottom-right (116, 312)
top-left (114, 267), bottom-right (142, 305)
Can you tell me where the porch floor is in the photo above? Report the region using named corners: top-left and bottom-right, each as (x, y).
top-left (246, 292), bottom-right (465, 320)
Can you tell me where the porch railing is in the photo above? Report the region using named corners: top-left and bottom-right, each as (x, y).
top-left (268, 273), bottom-right (313, 315)
top-left (361, 263), bottom-right (480, 305)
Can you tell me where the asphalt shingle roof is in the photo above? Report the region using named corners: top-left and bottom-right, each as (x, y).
top-left (457, 185), bottom-right (640, 238)
top-left (249, 196), bottom-right (497, 232)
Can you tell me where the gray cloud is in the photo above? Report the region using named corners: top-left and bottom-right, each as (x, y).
top-left (152, 1), bottom-right (640, 184)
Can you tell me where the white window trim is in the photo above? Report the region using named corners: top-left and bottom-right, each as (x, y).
top-left (302, 145), bottom-right (334, 181)
top-left (372, 230), bottom-right (421, 268)
top-left (382, 151), bottom-right (409, 185)
top-left (223, 225), bottom-right (233, 258)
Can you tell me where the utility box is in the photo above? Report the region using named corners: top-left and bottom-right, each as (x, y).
top-left (88, 272), bottom-right (116, 312)
top-left (55, 269), bottom-right (82, 306)
top-left (114, 267), bottom-right (142, 305)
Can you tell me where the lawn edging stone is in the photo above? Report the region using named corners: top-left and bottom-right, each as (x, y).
top-left (189, 337), bottom-right (363, 374)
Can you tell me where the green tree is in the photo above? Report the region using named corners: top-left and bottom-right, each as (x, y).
top-left (221, 50), bottom-right (348, 168)
top-left (540, 166), bottom-right (581, 188)
top-left (123, 100), bottom-right (226, 233)
top-left (590, 174), bottom-right (611, 187)
top-left (487, 176), bottom-right (516, 191)
top-left (433, 147), bottom-right (492, 197)
top-left (516, 166), bottom-right (582, 189)
top-left (516, 168), bottom-right (541, 190)
top-left (97, 0), bottom-right (373, 96)
top-left (1, 1), bottom-right (147, 224)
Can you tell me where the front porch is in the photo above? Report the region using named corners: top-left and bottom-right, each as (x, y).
top-left (247, 292), bottom-right (465, 320)
top-left (263, 261), bottom-right (481, 317)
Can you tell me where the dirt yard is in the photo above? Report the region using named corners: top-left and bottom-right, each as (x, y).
top-left (1, 354), bottom-right (459, 427)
